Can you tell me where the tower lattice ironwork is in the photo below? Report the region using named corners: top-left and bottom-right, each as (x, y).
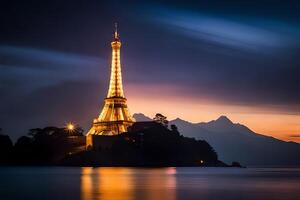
top-left (87, 24), bottom-right (135, 137)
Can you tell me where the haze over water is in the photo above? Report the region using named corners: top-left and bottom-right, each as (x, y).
top-left (0, 167), bottom-right (300, 200)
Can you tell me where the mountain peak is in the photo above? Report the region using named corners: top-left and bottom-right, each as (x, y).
top-left (133, 113), bottom-right (152, 122)
top-left (170, 117), bottom-right (195, 127)
top-left (173, 117), bottom-right (184, 121)
top-left (172, 117), bottom-right (191, 123)
top-left (216, 115), bottom-right (233, 124)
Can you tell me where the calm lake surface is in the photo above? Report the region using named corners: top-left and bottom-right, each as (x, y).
top-left (0, 167), bottom-right (300, 200)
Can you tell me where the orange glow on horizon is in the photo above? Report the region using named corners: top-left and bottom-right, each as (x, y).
top-left (124, 83), bottom-right (300, 143)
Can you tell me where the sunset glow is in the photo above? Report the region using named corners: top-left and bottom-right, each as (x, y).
top-left (126, 84), bottom-right (300, 143)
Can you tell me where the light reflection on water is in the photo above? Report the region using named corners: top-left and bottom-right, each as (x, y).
top-left (79, 167), bottom-right (300, 200)
top-left (81, 167), bottom-right (176, 200)
top-left (1, 167), bottom-right (300, 200)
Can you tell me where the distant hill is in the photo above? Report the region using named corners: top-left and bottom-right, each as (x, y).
top-left (133, 113), bottom-right (152, 122)
top-left (133, 113), bottom-right (300, 166)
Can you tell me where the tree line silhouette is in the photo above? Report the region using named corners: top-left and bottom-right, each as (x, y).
top-left (0, 114), bottom-right (228, 167)
top-left (0, 127), bottom-right (84, 165)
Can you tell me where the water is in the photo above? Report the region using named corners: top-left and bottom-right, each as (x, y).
top-left (0, 167), bottom-right (300, 200)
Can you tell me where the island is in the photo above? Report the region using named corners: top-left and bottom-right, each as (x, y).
top-left (0, 120), bottom-right (234, 167)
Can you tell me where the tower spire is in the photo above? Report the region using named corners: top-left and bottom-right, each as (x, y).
top-left (114, 22), bottom-right (119, 40)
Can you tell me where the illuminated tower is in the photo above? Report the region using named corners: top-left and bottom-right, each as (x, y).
top-left (86, 24), bottom-right (135, 139)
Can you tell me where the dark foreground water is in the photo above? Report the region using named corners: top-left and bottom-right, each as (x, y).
top-left (0, 167), bottom-right (300, 200)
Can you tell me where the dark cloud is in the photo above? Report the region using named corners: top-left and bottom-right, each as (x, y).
top-left (0, 46), bottom-right (101, 69)
top-left (0, 46), bottom-right (105, 92)
top-left (146, 8), bottom-right (300, 51)
top-left (0, 80), bottom-right (105, 141)
top-left (0, 46), bottom-right (107, 140)
top-left (129, 4), bottom-right (300, 112)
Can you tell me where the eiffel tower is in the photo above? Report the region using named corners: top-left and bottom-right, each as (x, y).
top-left (87, 24), bottom-right (135, 139)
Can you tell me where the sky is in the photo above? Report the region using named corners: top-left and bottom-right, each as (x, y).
top-left (0, 0), bottom-right (300, 142)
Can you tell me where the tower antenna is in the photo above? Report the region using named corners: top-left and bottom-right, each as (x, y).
top-left (114, 22), bottom-right (119, 40)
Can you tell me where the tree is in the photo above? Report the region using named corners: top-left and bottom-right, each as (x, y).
top-left (12, 126), bottom-right (85, 165)
top-left (0, 133), bottom-right (13, 164)
top-left (0, 135), bottom-right (13, 151)
top-left (153, 113), bottom-right (168, 127)
top-left (170, 124), bottom-right (180, 136)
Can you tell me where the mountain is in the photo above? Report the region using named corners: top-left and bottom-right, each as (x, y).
top-left (133, 113), bottom-right (152, 121)
top-left (134, 113), bottom-right (300, 166)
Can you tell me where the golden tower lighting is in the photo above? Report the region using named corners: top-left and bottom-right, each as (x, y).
top-left (86, 24), bottom-right (135, 139)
